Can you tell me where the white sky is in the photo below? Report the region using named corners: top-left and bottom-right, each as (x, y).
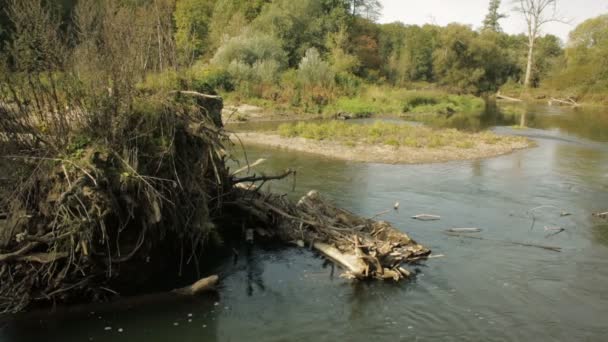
top-left (379, 0), bottom-right (608, 43)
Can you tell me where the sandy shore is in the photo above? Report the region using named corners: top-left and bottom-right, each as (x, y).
top-left (231, 132), bottom-right (532, 164)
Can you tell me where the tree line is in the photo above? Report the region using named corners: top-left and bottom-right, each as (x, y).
top-left (0, 0), bottom-right (606, 103)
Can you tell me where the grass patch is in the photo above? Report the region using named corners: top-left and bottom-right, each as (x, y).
top-left (403, 93), bottom-right (484, 115)
top-left (277, 121), bottom-right (523, 149)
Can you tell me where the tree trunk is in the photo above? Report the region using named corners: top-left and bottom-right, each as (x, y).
top-left (524, 38), bottom-right (535, 89)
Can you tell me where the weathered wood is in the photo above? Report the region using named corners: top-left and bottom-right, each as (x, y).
top-left (549, 97), bottom-right (579, 107)
top-left (237, 189), bottom-right (431, 282)
top-left (313, 242), bottom-right (367, 278)
top-left (172, 275), bottom-right (219, 296)
top-left (231, 158), bottom-right (267, 176)
top-left (496, 92), bottom-right (523, 102)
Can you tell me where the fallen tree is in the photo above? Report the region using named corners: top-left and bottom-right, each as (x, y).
top-left (231, 189), bottom-right (430, 281)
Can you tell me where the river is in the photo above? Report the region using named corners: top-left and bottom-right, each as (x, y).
top-left (2, 104), bottom-right (608, 341)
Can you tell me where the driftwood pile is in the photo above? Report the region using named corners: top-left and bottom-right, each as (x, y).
top-left (234, 189), bottom-right (431, 281)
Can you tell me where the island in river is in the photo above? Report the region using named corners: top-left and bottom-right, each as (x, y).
top-left (231, 121), bottom-right (532, 164)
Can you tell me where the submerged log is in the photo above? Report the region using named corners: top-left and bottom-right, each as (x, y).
top-left (446, 228), bottom-right (482, 233)
top-left (172, 275), bottom-right (219, 296)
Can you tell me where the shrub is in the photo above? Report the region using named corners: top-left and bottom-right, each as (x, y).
top-left (298, 48), bottom-right (335, 88)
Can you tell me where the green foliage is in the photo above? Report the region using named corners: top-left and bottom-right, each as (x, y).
top-left (542, 15), bottom-right (608, 103)
top-left (189, 63), bottom-right (235, 91)
top-left (482, 0), bottom-right (507, 32)
top-left (277, 121), bottom-right (519, 149)
top-left (174, 0), bottom-right (215, 65)
top-left (404, 93), bottom-right (485, 115)
top-left (298, 48), bottom-right (335, 88)
top-left (211, 31), bottom-right (287, 68)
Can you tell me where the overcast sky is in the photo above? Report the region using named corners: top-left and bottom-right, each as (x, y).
top-left (379, 0), bottom-right (608, 43)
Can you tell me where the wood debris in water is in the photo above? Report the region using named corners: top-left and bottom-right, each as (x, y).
top-left (446, 228), bottom-right (482, 233)
top-left (593, 211), bottom-right (608, 219)
top-left (412, 214), bottom-right (441, 221)
top-left (443, 232), bottom-right (562, 252)
top-left (235, 190), bottom-right (430, 281)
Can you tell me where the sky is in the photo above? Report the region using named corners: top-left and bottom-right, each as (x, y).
top-left (379, 0), bottom-right (608, 43)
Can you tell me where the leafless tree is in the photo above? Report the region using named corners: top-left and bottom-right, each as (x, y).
top-left (512, 0), bottom-right (567, 89)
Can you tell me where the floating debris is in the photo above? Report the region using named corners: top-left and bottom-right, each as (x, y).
top-left (446, 228), bottom-right (482, 233)
top-left (593, 211), bottom-right (607, 219)
top-left (237, 190), bottom-right (431, 281)
top-left (411, 214), bottom-right (441, 221)
top-left (104, 327), bottom-right (112, 331)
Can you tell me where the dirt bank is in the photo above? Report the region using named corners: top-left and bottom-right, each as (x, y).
top-left (232, 132), bottom-right (532, 164)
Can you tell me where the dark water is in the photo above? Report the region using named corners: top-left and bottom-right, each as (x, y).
top-left (2, 105), bottom-right (608, 341)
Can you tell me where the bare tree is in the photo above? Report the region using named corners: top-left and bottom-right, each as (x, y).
top-left (512, 0), bottom-right (566, 89)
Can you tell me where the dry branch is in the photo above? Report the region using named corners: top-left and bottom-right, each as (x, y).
top-left (238, 189), bottom-right (431, 281)
top-left (549, 98), bottom-right (579, 107)
top-left (444, 232), bottom-right (561, 252)
top-left (496, 92), bottom-right (523, 102)
top-left (169, 90), bottom-right (222, 100)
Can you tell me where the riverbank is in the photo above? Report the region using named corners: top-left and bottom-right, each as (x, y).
top-left (232, 128), bottom-right (532, 165)
top-left (222, 86), bottom-right (485, 124)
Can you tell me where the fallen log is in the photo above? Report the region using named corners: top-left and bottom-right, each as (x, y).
top-left (444, 232), bottom-right (561, 252)
top-left (172, 275), bottom-right (219, 296)
top-left (549, 97), bottom-right (579, 107)
top-left (237, 190), bottom-right (430, 281)
top-left (496, 92), bottom-right (522, 102)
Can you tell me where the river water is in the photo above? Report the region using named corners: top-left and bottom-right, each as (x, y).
top-left (2, 104), bottom-right (608, 341)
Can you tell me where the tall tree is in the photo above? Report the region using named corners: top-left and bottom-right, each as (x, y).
top-left (483, 0), bottom-right (507, 32)
top-left (512, 0), bottom-right (564, 89)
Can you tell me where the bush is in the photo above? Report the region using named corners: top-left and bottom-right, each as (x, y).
top-left (211, 31), bottom-right (287, 69)
top-left (190, 64), bottom-right (235, 92)
top-left (298, 48), bottom-right (335, 88)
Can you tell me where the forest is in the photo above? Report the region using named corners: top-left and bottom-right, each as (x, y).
top-left (1, 0), bottom-right (606, 115)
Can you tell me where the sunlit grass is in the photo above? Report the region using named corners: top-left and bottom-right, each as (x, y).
top-left (277, 121), bottom-right (524, 149)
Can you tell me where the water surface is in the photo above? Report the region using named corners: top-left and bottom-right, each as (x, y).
top-left (2, 104), bottom-right (608, 341)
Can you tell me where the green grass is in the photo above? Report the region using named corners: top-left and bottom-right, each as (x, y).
top-left (403, 93), bottom-right (484, 115)
top-left (277, 121), bottom-right (520, 149)
top-left (321, 86), bottom-right (484, 118)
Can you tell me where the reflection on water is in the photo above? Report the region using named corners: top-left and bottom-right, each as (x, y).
top-left (228, 102), bottom-right (608, 144)
top-left (3, 105), bottom-right (608, 341)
